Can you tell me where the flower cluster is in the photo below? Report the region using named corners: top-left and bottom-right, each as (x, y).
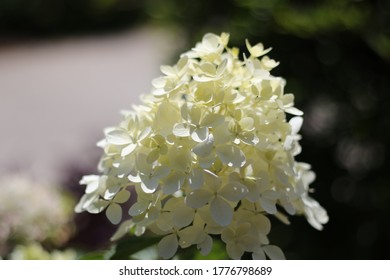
top-left (0, 173), bottom-right (74, 256)
top-left (8, 242), bottom-right (77, 260)
top-left (75, 33), bottom-right (328, 259)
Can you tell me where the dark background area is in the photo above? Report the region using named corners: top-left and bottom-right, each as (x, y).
top-left (2, 0), bottom-right (389, 259)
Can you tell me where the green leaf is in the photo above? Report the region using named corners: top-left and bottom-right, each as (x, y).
top-left (78, 250), bottom-right (110, 260)
top-left (109, 235), bottom-right (161, 260)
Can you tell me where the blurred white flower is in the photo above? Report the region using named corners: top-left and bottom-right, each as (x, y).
top-left (76, 32), bottom-right (328, 259)
top-left (9, 242), bottom-right (77, 260)
top-left (0, 173), bottom-right (74, 256)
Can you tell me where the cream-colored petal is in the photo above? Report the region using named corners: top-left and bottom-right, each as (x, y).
top-left (197, 234), bottom-right (213, 256)
top-left (210, 196), bottom-right (233, 226)
top-left (172, 203), bottom-right (195, 228)
top-left (192, 134), bottom-right (214, 157)
top-left (219, 182), bottom-right (248, 202)
top-left (191, 126), bottom-right (209, 142)
top-left (110, 219), bottom-right (134, 241)
top-left (216, 144), bottom-right (246, 167)
top-left (106, 129), bottom-right (132, 145)
top-left (106, 203), bottom-right (122, 225)
top-left (128, 201), bottom-right (149, 216)
top-left (158, 234), bottom-right (178, 259)
top-left (162, 171), bottom-right (185, 195)
top-left (263, 245), bottom-right (285, 260)
top-left (188, 168), bottom-right (204, 189)
top-left (172, 123), bottom-right (191, 137)
top-left (113, 189), bottom-right (131, 204)
top-left (226, 243), bottom-right (244, 260)
top-left (185, 189), bottom-right (212, 209)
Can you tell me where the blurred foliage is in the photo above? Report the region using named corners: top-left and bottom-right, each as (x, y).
top-left (0, 0), bottom-right (143, 36)
top-left (2, 0), bottom-right (389, 259)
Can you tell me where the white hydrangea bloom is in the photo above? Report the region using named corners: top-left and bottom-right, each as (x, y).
top-left (0, 173), bottom-right (73, 256)
top-left (9, 242), bottom-right (77, 260)
top-left (76, 32), bottom-right (328, 259)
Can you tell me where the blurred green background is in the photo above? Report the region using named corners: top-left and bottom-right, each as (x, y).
top-left (1, 0), bottom-right (389, 259)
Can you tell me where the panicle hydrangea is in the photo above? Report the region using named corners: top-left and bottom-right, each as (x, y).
top-left (9, 242), bottom-right (77, 260)
top-left (75, 33), bottom-right (329, 259)
top-left (0, 173), bottom-right (74, 256)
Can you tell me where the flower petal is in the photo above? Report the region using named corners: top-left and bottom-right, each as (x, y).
top-left (210, 196), bottom-right (233, 226)
top-left (239, 117), bottom-right (254, 131)
top-left (197, 234), bottom-right (213, 256)
top-left (219, 182), bottom-right (248, 202)
top-left (114, 190), bottom-right (131, 204)
top-left (106, 203), bottom-right (122, 225)
top-left (81, 175), bottom-right (100, 194)
top-left (87, 200), bottom-right (109, 214)
top-left (173, 123), bottom-right (191, 137)
top-left (172, 203), bottom-right (195, 228)
top-left (128, 201), bottom-right (149, 216)
top-left (221, 227), bottom-right (235, 244)
top-left (252, 214), bottom-right (271, 235)
top-left (158, 234), bottom-right (178, 259)
top-left (246, 39), bottom-right (272, 57)
top-left (259, 196), bottom-right (277, 214)
top-left (252, 249), bottom-right (266, 260)
top-left (162, 171), bottom-right (185, 195)
top-left (216, 144), bottom-right (246, 167)
top-left (191, 126), bottom-right (209, 142)
top-left (192, 134), bottom-right (214, 157)
top-left (140, 174), bottom-right (159, 193)
top-left (147, 149), bottom-right (160, 164)
top-left (203, 170), bottom-right (222, 192)
top-left (226, 243), bottom-right (244, 260)
top-left (103, 185), bottom-right (121, 200)
top-left (110, 219), bottom-right (134, 241)
top-left (178, 226), bottom-right (201, 248)
top-left (289, 116), bottom-right (303, 135)
top-left (156, 212), bottom-right (174, 232)
top-left (188, 168), bottom-right (204, 189)
top-left (106, 129), bottom-right (132, 145)
top-left (121, 143), bottom-right (137, 157)
top-left (74, 193), bottom-right (99, 212)
top-left (303, 196), bottom-right (329, 230)
top-left (185, 189), bottom-right (211, 209)
top-left (263, 245), bottom-right (285, 260)
top-left (285, 106), bottom-right (303, 116)
top-left (189, 105), bottom-right (201, 124)
top-left (241, 132), bottom-right (259, 145)
top-left (200, 113), bottom-right (224, 128)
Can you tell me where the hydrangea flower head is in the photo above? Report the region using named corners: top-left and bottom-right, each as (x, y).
top-left (0, 173), bottom-right (74, 256)
top-left (75, 32), bottom-right (328, 259)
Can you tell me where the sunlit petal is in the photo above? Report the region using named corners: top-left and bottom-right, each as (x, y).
top-left (106, 129), bottom-right (132, 145)
top-left (172, 123), bottom-right (191, 137)
top-left (192, 134), bottom-right (214, 157)
top-left (191, 126), bottom-right (209, 142)
top-left (216, 144), bottom-right (246, 167)
top-left (162, 171), bottom-right (185, 195)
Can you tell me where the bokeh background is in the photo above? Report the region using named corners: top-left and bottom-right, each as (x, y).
top-left (1, 0), bottom-right (389, 259)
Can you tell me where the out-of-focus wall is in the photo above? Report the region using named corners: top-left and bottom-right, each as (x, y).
top-left (0, 27), bottom-right (177, 183)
